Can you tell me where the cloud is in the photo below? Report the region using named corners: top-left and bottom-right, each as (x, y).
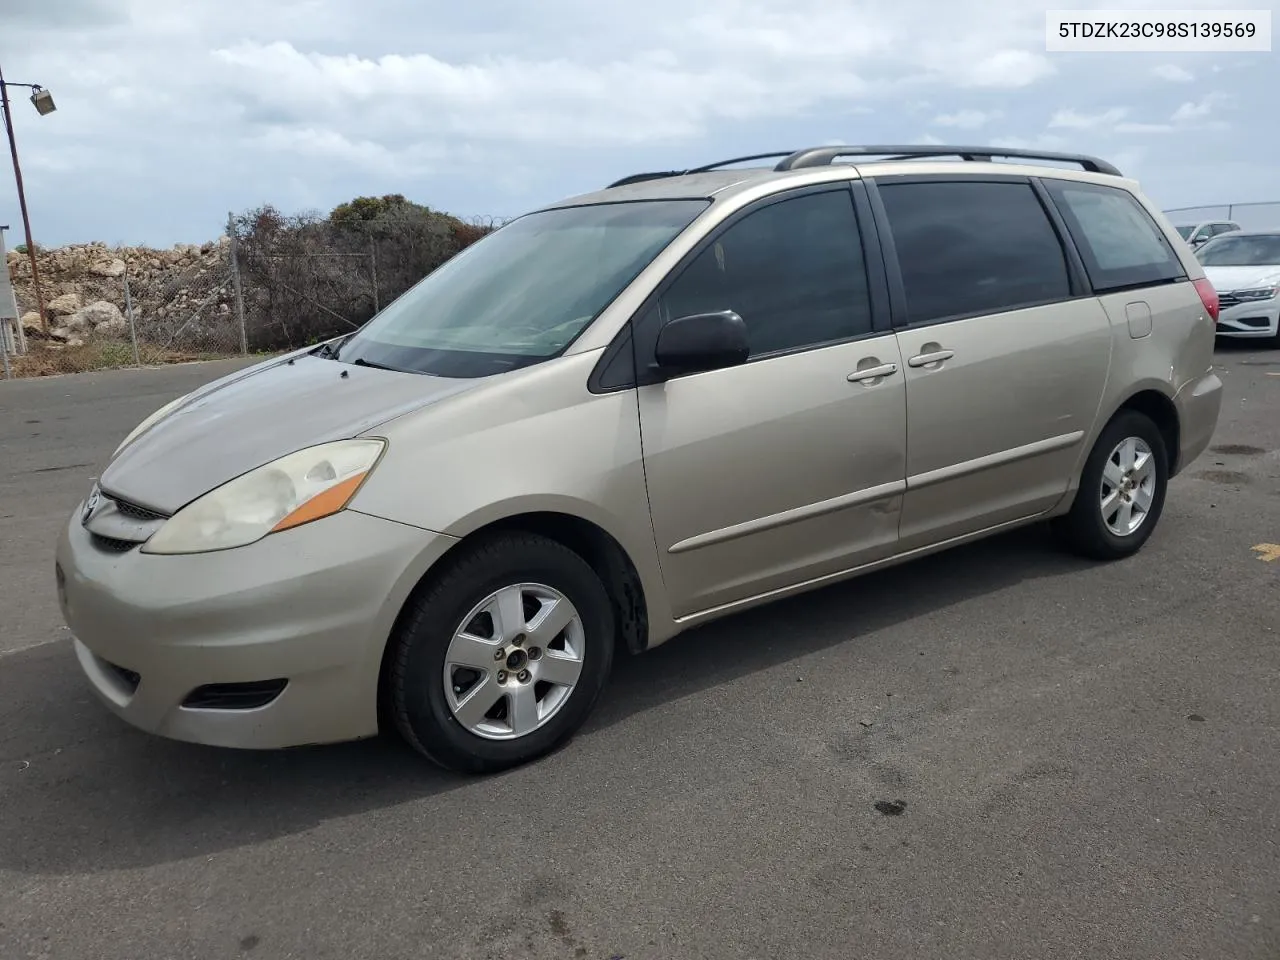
top-left (1171, 94), bottom-right (1227, 123)
top-left (1152, 64), bottom-right (1193, 82)
top-left (0, 0), bottom-right (1273, 247)
top-left (1048, 107), bottom-right (1129, 130)
top-left (955, 50), bottom-right (1055, 88)
top-left (1115, 122), bottom-right (1175, 134)
top-left (211, 39), bottom-right (877, 146)
top-left (988, 133), bottom-right (1071, 151)
top-left (932, 109), bottom-right (1001, 129)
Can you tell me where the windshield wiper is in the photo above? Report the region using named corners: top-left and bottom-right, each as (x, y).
top-left (351, 356), bottom-right (406, 372)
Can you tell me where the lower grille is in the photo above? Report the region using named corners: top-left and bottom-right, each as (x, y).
top-left (181, 679), bottom-right (288, 711)
top-left (90, 534), bottom-right (139, 553)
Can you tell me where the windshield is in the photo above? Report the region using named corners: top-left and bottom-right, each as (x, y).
top-left (1175, 225), bottom-right (1195, 240)
top-left (1196, 234), bottom-right (1280, 267)
top-left (335, 199), bottom-right (709, 377)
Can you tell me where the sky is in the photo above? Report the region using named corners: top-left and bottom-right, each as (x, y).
top-left (1, 0), bottom-right (1277, 248)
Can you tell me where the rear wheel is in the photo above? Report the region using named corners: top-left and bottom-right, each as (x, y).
top-left (1052, 410), bottom-right (1169, 561)
top-left (389, 533), bottom-right (615, 773)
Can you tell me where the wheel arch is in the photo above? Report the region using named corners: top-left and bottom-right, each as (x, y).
top-left (375, 507), bottom-right (660, 734)
top-left (1058, 382), bottom-right (1182, 515)
top-left (1107, 386), bottom-right (1182, 475)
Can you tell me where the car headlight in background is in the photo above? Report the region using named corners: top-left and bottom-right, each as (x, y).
top-left (1227, 285), bottom-right (1278, 302)
top-left (141, 439), bottom-right (386, 555)
top-left (113, 393), bottom-right (192, 458)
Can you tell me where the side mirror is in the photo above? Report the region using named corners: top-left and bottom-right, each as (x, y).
top-left (654, 311), bottom-right (750, 376)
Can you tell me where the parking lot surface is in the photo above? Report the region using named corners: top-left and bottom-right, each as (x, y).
top-left (1, 348), bottom-right (1278, 960)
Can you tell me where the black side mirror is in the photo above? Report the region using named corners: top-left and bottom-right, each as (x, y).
top-left (653, 311), bottom-right (750, 377)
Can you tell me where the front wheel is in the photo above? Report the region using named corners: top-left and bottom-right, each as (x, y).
top-left (1052, 410), bottom-right (1169, 561)
top-left (388, 533), bottom-right (616, 773)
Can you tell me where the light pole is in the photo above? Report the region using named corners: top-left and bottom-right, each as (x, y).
top-left (0, 63), bottom-right (56, 333)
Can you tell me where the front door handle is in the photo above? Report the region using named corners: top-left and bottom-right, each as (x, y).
top-left (907, 349), bottom-right (955, 368)
top-left (847, 362), bottom-right (898, 383)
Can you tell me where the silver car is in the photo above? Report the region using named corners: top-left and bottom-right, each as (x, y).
top-left (56, 144), bottom-right (1223, 772)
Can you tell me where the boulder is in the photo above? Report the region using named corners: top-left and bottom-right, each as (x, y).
top-left (62, 313), bottom-right (92, 335)
top-left (89, 258), bottom-right (127, 279)
top-left (20, 311), bottom-right (42, 332)
top-left (66, 300), bottom-right (127, 336)
top-left (47, 292), bottom-right (82, 316)
top-left (94, 315), bottom-right (130, 338)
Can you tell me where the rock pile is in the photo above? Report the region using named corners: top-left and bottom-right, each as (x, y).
top-left (6, 238), bottom-right (235, 347)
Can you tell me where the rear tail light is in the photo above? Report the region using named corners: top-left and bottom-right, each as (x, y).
top-left (1193, 278), bottom-right (1219, 323)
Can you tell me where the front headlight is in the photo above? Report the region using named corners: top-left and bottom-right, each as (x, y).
top-left (113, 393), bottom-right (191, 457)
top-left (1229, 285), bottom-right (1278, 302)
top-left (141, 439), bottom-right (386, 555)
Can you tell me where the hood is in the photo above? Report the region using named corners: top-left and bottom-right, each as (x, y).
top-left (1201, 264), bottom-right (1280, 292)
top-left (99, 353), bottom-right (480, 514)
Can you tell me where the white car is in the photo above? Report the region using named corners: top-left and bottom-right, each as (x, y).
top-left (1175, 219), bottom-right (1241, 249)
top-left (1196, 230), bottom-right (1280, 341)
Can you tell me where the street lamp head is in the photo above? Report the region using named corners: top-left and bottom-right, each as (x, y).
top-left (29, 86), bottom-right (55, 116)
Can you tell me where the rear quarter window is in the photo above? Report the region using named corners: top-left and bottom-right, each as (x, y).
top-left (876, 179), bottom-right (1073, 326)
top-left (1045, 181), bottom-right (1186, 292)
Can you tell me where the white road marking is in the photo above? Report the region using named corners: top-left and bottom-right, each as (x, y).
top-left (0, 636), bottom-right (70, 659)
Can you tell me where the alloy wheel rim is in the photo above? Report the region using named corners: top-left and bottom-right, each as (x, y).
top-left (442, 582), bottom-right (585, 741)
top-left (1100, 436), bottom-right (1156, 537)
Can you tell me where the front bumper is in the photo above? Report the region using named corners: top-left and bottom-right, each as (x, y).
top-left (1216, 298), bottom-right (1279, 338)
top-left (55, 507), bottom-right (454, 749)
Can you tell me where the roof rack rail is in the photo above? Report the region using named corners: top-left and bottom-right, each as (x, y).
top-left (773, 144), bottom-right (1123, 177)
top-left (607, 171), bottom-right (685, 188)
top-left (606, 152), bottom-right (796, 189)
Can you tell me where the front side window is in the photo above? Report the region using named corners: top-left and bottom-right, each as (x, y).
top-left (1047, 182), bottom-right (1186, 292)
top-left (1197, 234), bottom-right (1280, 267)
top-left (877, 180), bottom-right (1072, 325)
top-left (336, 199), bottom-right (708, 377)
top-left (655, 189), bottom-right (874, 358)
top-left (1175, 225), bottom-right (1196, 241)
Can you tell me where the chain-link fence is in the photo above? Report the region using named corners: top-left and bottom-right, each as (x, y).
top-left (1164, 201), bottom-right (1280, 231)
top-left (3, 236), bottom-right (247, 378)
top-left (3, 208), bottom-right (505, 379)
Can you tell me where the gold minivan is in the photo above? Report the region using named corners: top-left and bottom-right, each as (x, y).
top-left (56, 145), bottom-right (1223, 772)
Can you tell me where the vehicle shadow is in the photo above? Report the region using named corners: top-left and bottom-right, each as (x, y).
top-left (0, 523), bottom-right (1091, 876)
top-left (1214, 337), bottom-right (1279, 356)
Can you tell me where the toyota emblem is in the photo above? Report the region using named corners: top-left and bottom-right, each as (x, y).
top-left (82, 486), bottom-right (101, 525)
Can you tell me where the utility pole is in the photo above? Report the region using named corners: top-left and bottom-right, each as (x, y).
top-left (0, 62), bottom-right (53, 333)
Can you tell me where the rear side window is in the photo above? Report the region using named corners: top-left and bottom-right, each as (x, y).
top-left (658, 188), bottom-right (873, 356)
top-left (877, 180), bottom-right (1072, 326)
top-left (1045, 181), bottom-right (1186, 292)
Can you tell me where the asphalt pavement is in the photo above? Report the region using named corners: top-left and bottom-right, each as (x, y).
top-left (1, 347), bottom-right (1278, 960)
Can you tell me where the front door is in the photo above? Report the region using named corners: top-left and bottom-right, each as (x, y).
top-left (871, 177), bottom-right (1112, 548)
top-left (634, 186), bottom-right (908, 620)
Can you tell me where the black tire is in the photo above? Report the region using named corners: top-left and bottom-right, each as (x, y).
top-left (1052, 410), bottom-right (1169, 561)
top-left (388, 532), bottom-right (615, 773)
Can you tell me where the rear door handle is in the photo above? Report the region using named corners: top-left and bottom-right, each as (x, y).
top-left (847, 362), bottom-right (898, 383)
top-left (907, 350), bottom-right (955, 368)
